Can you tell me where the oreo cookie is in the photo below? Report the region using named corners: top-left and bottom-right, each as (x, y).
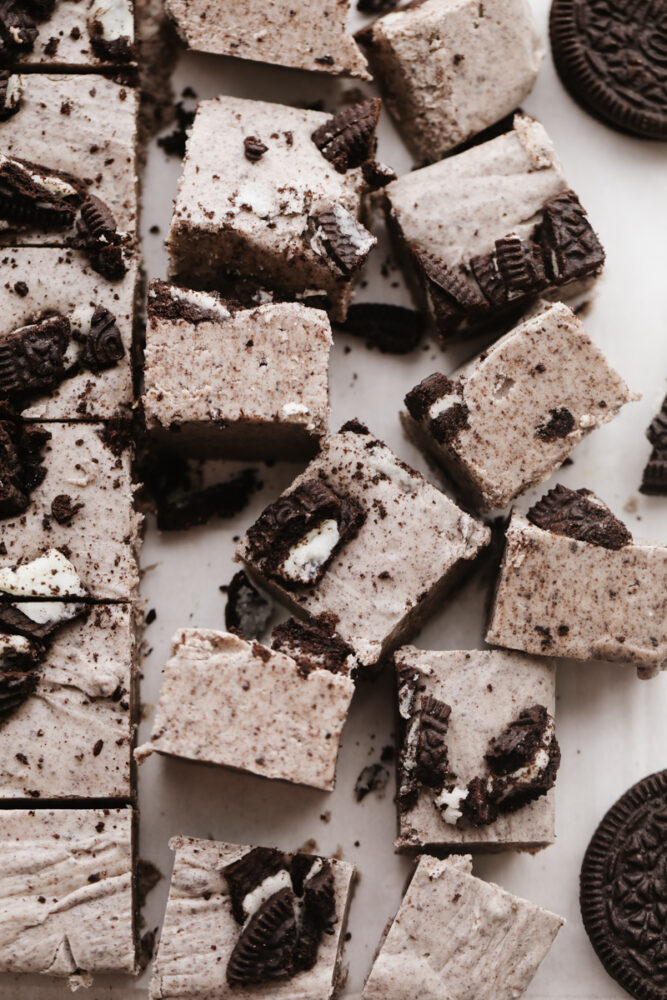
top-left (580, 770), bottom-right (667, 1000)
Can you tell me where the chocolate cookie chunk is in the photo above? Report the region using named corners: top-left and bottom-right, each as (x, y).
top-left (527, 484), bottom-right (632, 550)
top-left (580, 769), bottom-right (667, 1000)
top-left (640, 394), bottom-right (667, 495)
top-left (550, 0), bottom-right (667, 140)
top-left (311, 99), bottom-right (381, 172)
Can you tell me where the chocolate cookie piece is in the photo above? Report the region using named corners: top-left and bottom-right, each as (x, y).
top-left (0, 407), bottom-right (50, 518)
top-left (0, 314), bottom-right (72, 399)
top-left (310, 204), bottom-right (376, 276)
top-left (311, 99), bottom-right (381, 172)
top-left (225, 571), bottom-right (273, 639)
top-left (580, 769), bottom-right (667, 1000)
top-left (527, 484), bottom-right (632, 550)
top-left (640, 394), bottom-right (667, 495)
top-left (404, 373), bottom-right (469, 445)
top-left (337, 303), bottom-right (424, 354)
top-left (271, 617), bottom-right (355, 675)
top-left (550, 0), bottom-right (667, 140)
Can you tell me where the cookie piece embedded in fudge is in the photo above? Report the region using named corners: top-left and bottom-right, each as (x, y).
top-left (237, 423), bottom-right (490, 671)
top-left (167, 96), bottom-right (380, 322)
top-left (149, 837), bottom-right (355, 999)
top-left (0, 1), bottom-right (135, 68)
top-left (640, 393), bottom-right (667, 496)
top-left (402, 302), bottom-right (635, 511)
top-left (357, 0), bottom-right (544, 162)
top-left (361, 854), bottom-right (563, 1000)
top-left (385, 114), bottom-right (605, 344)
top-left (134, 629), bottom-right (355, 791)
top-left (487, 488), bottom-right (667, 678)
top-left (395, 647), bottom-right (558, 852)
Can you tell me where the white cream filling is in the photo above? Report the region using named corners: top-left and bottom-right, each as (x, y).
top-left (495, 717), bottom-right (555, 802)
top-left (69, 304), bottom-right (96, 337)
top-left (281, 402), bottom-right (309, 419)
top-left (237, 182), bottom-right (281, 220)
top-left (311, 204), bottom-right (375, 262)
top-left (0, 633), bottom-right (33, 656)
top-left (281, 519), bottom-right (340, 583)
top-left (13, 601), bottom-right (84, 627)
top-left (88, 0), bottom-right (133, 40)
top-left (242, 869), bottom-right (292, 923)
top-left (3, 75), bottom-right (22, 113)
top-left (29, 172), bottom-right (78, 200)
top-left (162, 285), bottom-right (231, 322)
top-left (367, 444), bottom-right (417, 494)
top-left (0, 550), bottom-right (86, 599)
top-left (428, 392), bottom-right (463, 421)
top-left (434, 785), bottom-right (469, 825)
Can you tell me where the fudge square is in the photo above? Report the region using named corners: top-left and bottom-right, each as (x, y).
top-left (357, 0), bottom-right (544, 162)
top-left (0, 807), bottom-right (135, 979)
top-left (135, 626), bottom-right (355, 792)
top-left (165, 0), bottom-right (369, 79)
top-left (394, 647), bottom-right (558, 852)
top-left (0, 247), bottom-right (138, 420)
top-left (237, 422), bottom-right (490, 671)
top-left (143, 282), bottom-right (332, 460)
top-left (150, 837), bottom-right (355, 1000)
top-left (385, 114), bottom-right (605, 344)
top-left (0, 73), bottom-right (138, 242)
top-left (0, 604), bottom-right (135, 800)
top-left (0, 418), bottom-right (141, 601)
top-left (361, 854), bottom-right (563, 1000)
top-left (487, 486), bottom-right (667, 679)
top-left (0, 1), bottom-right (135, 68)
top-left (402, 301), bottom-right (635, 511)
top-left (167, 96), bottom-right (380, 321)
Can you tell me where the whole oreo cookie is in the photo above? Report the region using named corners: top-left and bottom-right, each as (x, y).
top-left (550, 0), bottom-right (667, 140)
top-left (580, 769), bottom-right (667, 1000)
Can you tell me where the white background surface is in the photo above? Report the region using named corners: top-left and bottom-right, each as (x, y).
top-left (3, 0), bottom-right (667, 997)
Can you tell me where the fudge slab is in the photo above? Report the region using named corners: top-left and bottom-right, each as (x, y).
top-left (0, 73), bottom-right (138, 242)
top-left (167, 96), bottom-right (377, 321)
top-left (165, 0), bottom-right (369, 78)
top-left (149, 837), bottom-right (355, 1000)
top-left (402, 302), bottom-right (634, 511)
top-left (487, 507), bottom-right (667, 679)
top-left (0, 247), bottom-right (137, 420)
top-left (0, 604), bottom-right (136, 801)
top-left (361, 854), bottom-right (563, 1000)
top-left (0, 422), bottom-right (141, 601)
top-left (135, 628), bottom-right (354, 791)
top-left (0, 808), bottom-right (135, 979)
top-left (359, 0), bottom-right (544, 161)
top-left (3, 0), bottom-right (135, 68)
top-left (394, 647), bottom-right (556, 852)
top-left (143, 287), bottom-right (331, 459)
top-left (237, 423), bottom-right (490, 671)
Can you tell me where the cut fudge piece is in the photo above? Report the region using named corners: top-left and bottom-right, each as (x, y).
top-left (394, 647), bottom-right (558, 852)
top-left (135, 626), bottom-right (354, 791)
top-left (402, 302), bottom-right (635, 511)
top-left (0, 417), bottom-right (141, 601)
top-left (358, 0), bottom-right (544, 162)
top-left (0, 1), bottom-right (135, 68)
top-left (0, 604), bottom-right (136, 800)
top-left (0, 807), bottom-right (135, 980)
top-left (167, 96), bottom-right (381, 321)
top-left (237, 422), bottom-right (490, 671)
top-left (361, 854), bottom-right (563, 1000)
top-left (143, 283), bottom-right (331, 459)
top-left (487, 486), bottom-right (667, 679)
top-left (165, 0), bottom-right (369, 78)
top-left (0, 247), bottom-right (137, 420)
top-left (150, 837), bottom-right (355, 999)
top-left (385, 114), bottom-right (605, 344)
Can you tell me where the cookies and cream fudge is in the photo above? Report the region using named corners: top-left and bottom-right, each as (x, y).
top-left (149, 837), bottom-right (355, 999)
top-left (135, 626), bottom-right (355, 792)
top-left (385, 114), bottom-right (605, 343)
top-left (0, 417), bottom-right (141, 601)
top-left (487, 486), bottom-right (667, 679)
top-left (394, 647), bottom-right (558, 852)
top-left (165, 0), bottom-right (369, 79)
top-left (167, 96), bottom-right (381, 321)
top-left (237, 422), bottom-right (490, 671)
top-left (0, 604), bottom-right (136, 800)
top-left (357, 0), bottom-right (544, 162)
top-left (143, 283), bottom-right (332, 459)
top-left (0, 1), bottom-right (135, 67)
top-left (0, 807), bottom-right (135, 980)
top-left (402, 302), bottom-right (634, 511)
top-left (361, 854), bottom-right (563, 1000)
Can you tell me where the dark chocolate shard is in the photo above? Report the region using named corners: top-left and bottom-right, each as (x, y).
top-left (311, 204), bottom-right (375, 276)
top-left (51, 494), bottom-right (84, 525)
top-left (0, 409), bottom-right (50, 519)
top-left (415, 695), bottom-right (452, 789)
top-left (0, 3), bottom-right (38, 58)
top-left (536, 406), bottom-right (576, 442)
top-left (527, 484), bottom-right (632, 550)
top-left (0, 314), bottom-right (72, 398)
top-left (0, 70), bottom-right (22, 121)
top-left (244, 136), bottom-right (269, 163)
top-left (78, 306), bottom-right (125, 373)
top-left (0, 156), bottom-right (83, 231)
top-left (225, 571), bottom-right (273, 640)
top-left (157, 470), bottom-right (258, 532)
top-left (271, 617), bottom-right (354, 676)
top-left (226, 886), bottom-right (298, 987)
top-left (223, 846), bottom-right (288, 926)
top-left (147, 280), bottom-right (236, 325)
top-left (337, 303), bottom-right (424, 354)
top-left (311, 99), bottom-right (381, 173)
top-left (538, 190), bottom-right (605, 283)
top-left (75, 195), bottom-right (128, 281)
top-left (405, 372), bottom-right (469, 444)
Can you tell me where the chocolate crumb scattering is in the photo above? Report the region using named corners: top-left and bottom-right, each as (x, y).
top-left (271, 617), bottom-right (355, 676)
top-left (640, 394), bottom-right (667, 496)
top-left (157, 469), bottom-right (258, 532)
top-left (244, 136), bottom-right (269, 163)
top-left (527, 484), bottom-right (632, 550)
top-left (338, 303), bottom-right (424, 354)
top-left (354, 763), bottom-right (389, 802)
top-left (225, 570), bottom-right (273, 640)
top-left (157, 101), bottom-right (196, 158)
top-left (311, 99), bottom-right (381, 173)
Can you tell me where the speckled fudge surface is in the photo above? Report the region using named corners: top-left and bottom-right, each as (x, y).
top-left (135, 628), bottom-right (354, 791)
top-left (394, 647), bottom-right (557, 852)
top-left (3, 0), bottom-right (135, 68)
top-left (361, 854), bottom-right (563, 1000)
top-left (237, 423), bottom-right (490, 671)
top-left (0, 604), bottom-right (136, 801)
top-left (358, 0), bottom-right (544, 161)
top-left (143, 286), bottom-right (331, 459)
top-left (167, 96), bottom-right (378, 321)
top-left (0, 808), bottom-right (135, 979)
top-left (0, 247), bottom-right (138, 420)
top-left (165, 0), bottom-right (369, 78)
top-left (402, 301), bottom-right (635, 511)
top-left (149, 836), bottom-right (355, 1000)
top-left (0, 73), bottom-right (138, 242)
top-left (0, 422), bottom-right (141, 601)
